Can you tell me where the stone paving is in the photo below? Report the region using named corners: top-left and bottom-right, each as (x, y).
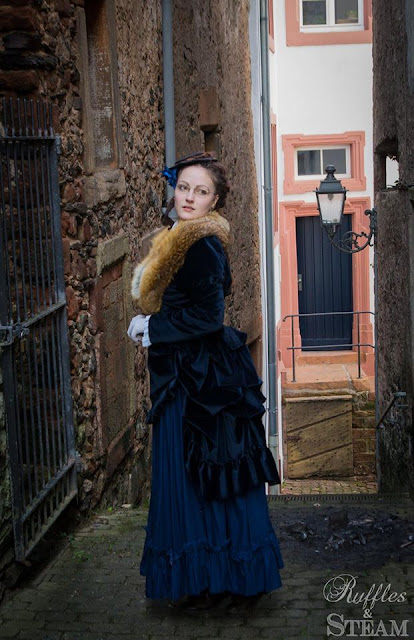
top-left (1, 493), bottom-right (413, 640)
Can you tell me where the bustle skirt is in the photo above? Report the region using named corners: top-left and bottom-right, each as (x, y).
top-left (140, 386), bottom-right (284, 600)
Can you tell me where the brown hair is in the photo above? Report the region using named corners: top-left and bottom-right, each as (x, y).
top-left (178, 159), bottom-right (230, 209)
top-left (161, 152), bottom-right (230, 226)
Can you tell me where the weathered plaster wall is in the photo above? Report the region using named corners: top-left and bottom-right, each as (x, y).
top-left (173, 0), bottom-right (262, 345)
top-left (373, 0), bottom-right (414, 494)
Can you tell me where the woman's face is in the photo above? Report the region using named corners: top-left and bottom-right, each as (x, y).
top-left (174, 165), bottom-right (218, 221)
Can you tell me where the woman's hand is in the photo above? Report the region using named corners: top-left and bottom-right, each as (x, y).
top-left (127, 314), bottom-right (147, 342)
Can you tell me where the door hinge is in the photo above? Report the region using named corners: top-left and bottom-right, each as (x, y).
top-left (0, 323), bottom-right (30, 347)
top-left (298, 273), bottom-right (303, 292)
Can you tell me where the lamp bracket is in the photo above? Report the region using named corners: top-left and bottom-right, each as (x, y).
top-left (325, 208), bottom-right (377, 254)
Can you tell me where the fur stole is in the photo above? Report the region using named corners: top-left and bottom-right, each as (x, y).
top-left (131, 212), bottom-right (230, 314)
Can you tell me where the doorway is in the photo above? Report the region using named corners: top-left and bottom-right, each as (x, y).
top-left (296, 214), bottom-right (353, 350)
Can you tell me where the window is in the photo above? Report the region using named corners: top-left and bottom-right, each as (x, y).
top-left (282, 132), bottom-right (366, 194)
top-left (285, 0), bottom-right (372, 46)
top-left (296, 146), bottom-right (350, 179)
top-left (301, 0), bottom-right (363, 31)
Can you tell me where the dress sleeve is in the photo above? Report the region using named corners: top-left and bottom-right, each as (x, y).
top-left (148, 236), bottom-right (226, 344)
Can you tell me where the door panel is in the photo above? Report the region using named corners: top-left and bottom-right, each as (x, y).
top-left (296, 215), bottom-right (353, 350)
top-left (285, 395), bottom-right (353, 478)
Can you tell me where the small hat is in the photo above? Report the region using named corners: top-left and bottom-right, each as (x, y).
top-left (162, 151), bottom-right (217, 188)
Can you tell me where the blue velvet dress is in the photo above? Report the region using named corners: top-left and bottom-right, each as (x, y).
top-left (139, 235), bottom-right (284, 600)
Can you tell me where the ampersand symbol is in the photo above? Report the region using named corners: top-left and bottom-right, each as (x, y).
top-left (363, 609), bottom-right (373, 619)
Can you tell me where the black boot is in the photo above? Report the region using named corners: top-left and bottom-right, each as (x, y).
top-left (226, 593), bottom-right (263, 613)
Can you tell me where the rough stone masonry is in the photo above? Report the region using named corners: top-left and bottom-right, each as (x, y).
top-left (0, 0), bottom-right (263, 599)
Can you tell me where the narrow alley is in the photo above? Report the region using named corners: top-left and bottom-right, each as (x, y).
top-left (1, 490), bottom-right (413, 640)
top-left (1, 1), bottom-right (414, 639)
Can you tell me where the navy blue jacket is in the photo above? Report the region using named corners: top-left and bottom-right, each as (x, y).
top-left (146, 235), bottom-right (280, 501)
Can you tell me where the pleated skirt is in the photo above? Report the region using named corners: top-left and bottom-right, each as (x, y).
top-left (140, 386), bottom-right (284, 600)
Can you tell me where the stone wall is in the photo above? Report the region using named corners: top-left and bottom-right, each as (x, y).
top-left (172, 0), bottom-right (262, 348)
top-left (0, 0), bottom-right (263, 584)
top-left (372, 0), bottom-right (414, 494)
top-left (0, 0), bottom-right (165, 537)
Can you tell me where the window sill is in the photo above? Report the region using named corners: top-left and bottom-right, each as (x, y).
top-left (300, 25), bottom-right (364, 33)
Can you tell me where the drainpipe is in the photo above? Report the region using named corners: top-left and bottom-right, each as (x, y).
top-left (260, 0), bottom-right (280, 494)
top-left (162, 0), bottom-right (176, 202)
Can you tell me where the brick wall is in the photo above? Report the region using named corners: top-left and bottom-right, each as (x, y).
top-left (352, 398), bottom-right (376, 476)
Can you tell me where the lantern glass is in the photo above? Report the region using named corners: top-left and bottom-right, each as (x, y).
top-left (317, 192), bottom-right (345, 226)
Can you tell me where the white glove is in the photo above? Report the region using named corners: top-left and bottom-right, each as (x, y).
top-left (127, 314), bottom-right (146, 343)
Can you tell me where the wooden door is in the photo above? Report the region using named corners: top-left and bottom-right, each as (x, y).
top-left (296, 215), bottom-right (353, 350)
top-left (285, 395), bottom-right (353, 478)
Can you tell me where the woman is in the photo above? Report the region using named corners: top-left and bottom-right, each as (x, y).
top-left (127, 152), bottom-right (284, 610)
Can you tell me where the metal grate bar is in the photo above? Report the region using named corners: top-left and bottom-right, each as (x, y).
top-left (38, 321), bottom-right (53, 482)
top-left (20, 142), bottom-right (35, 317)
top-left (4, 136), bottom-right (21, 322)
top-left (13, 141), bottom-right (28, 319)
top-left (11, 348), bottom-right (25, 507)
top-left (17, 336), bottom-right (34, 504)
top-left (33, 143), bottom-right (48, 312)
top-left (45, 140), bottom-right (58, 306)
top-left (50, 314), bottom-right (64, 469)
top-left (21, 459), bottom-right (76, 523)
top-left (25, 326), bottom-right (40, 498)
top-left (1, 98), bottom-right (77, 560)
top-left (23, 488), bottom-right (77, 560)
top-left (1, 97), bottom-right (54, 139)
top-left (30, 320), bottom-right (46, 493)
top-left (56, 313), bottom-right (69, 460)
top-left (38, 143), bottom-right (53, 307)
top-left (27, 137), bottom-right (42, 314)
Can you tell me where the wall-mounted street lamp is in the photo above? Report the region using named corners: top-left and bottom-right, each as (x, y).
top-left (315, 165), bottom-right (377, 253)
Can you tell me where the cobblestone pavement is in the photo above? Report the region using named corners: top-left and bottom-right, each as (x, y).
top-left (0, 495), bottom-right (413, 640)
top-left (281, 476), bottom-right (378, 495)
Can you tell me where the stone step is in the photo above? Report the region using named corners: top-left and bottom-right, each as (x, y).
top-left (281, 362), bottom-right (375, 396)
top-left (295, 350), bottom-right (361, 365)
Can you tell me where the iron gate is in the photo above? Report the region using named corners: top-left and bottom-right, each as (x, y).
top-left (0, 98), bottom-right (77, 560)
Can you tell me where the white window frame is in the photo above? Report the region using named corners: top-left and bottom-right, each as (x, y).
top-left (300, 0), bottom-right (364, 33)
top-left (294, 145), bottom-right (351, 180)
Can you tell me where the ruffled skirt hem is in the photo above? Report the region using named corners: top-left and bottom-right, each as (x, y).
top-left (140, 533), bottom-right (284, 600)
